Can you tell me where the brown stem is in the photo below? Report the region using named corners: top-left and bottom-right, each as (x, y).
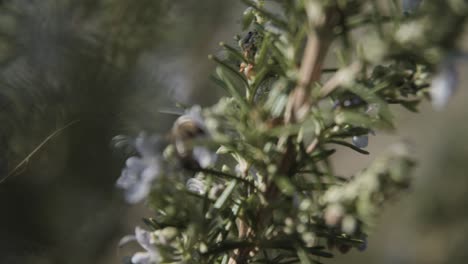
top-left (230, 7), bottom-right (341, 264)
top-left (230, 140), bottom-right (296, 263)
top-left (285, 8), bottom-right (340, 123)
top-left (318, 62), bottom-right (362, 99)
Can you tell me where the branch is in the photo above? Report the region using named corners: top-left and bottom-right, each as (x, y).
top-left (285, 8), bottom-right (341, 123)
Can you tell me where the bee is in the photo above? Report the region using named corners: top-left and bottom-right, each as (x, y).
top-left (170, 114), bottom-right (206, 156)
top-left (168, 108), bottom-right (214, 169)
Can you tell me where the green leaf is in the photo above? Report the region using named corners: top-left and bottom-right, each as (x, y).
top-left (399, 99), bottom-right (421, 112)
top-left (220, 42), bottom-right (245, 62)
top-left (209, 54), bottom-right (249, 87)
top-left (274, 176), bottom-right (296, 195)
top-left (335, 110), bottom-right (393, 130)
top-left (348, 84), bottom-right (394, 127)
top-left (296, 247), bottom-right (313, 264)
top-left (216, 67), bottom-right (250, 111)
top-left (310, 149), bottom-right (336, 161)
top-left (334, 111), bottom-right (373, 128)
top-left (240, 0), bottom-right (288, 29)
top-left (326, 139), bottom-right (370, 155)
top-left (255, 34), bottom-right (271, 66)
top-left (249, 65), bottom-right (271, 103)
top-left (214, 180), bottom-right (238, 209)
top-left (221, 255), bottom-right (229, 264)
top-left (242, 7), bottom-right (256, 30)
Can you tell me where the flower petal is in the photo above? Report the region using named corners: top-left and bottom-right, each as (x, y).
top-left (126, 156), bottom-right (146, 168)
top-left (131, 252), bottom-right (154, 264)
top-left (123, 180), bottom-right (152, 204)
top-left (135, 227), bottom-right (156, 253)
top-left (118, 235), bottom-right (136, 247)
top-left (117, 152), bottom-right (163, 203)
top-left (141, 161), bottom-right (161, 182)
top-left (431, 61), bottom-right (458, 110)
top-left (116, 167), bottom-right (138, 189)
top-left (186, 105), bottom-right (206, 130)
top-left (134, 133), bottom-right (165, 158)
top-left (193, 147), bottom-right (217, 168)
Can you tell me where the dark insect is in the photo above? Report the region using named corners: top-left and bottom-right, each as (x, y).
top-left (240, 31), bottom-right (260, 61)
top-left (239, 30), bottom-right (261, 79)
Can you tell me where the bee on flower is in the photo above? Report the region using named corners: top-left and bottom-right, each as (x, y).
top-left (169, 105), bottom-right (217, 169)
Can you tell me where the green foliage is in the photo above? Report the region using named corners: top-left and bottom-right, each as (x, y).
top-left (116, 1), bottom-right (468, 263)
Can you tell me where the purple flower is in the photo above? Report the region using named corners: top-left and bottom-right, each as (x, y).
top-left (358, 236), bottom-right (368, 252)
top-left (119, 227), bottom-right (161, 264)
top-left (431, 59), bottom-right (458, 110)
top-left (352, 135), bottom-right (369, 149)
top-left (402, 0), bottom-right (422, 14)
top-left (192, 146), bottom-right (217, 169)
top-left (116, 133), bottom-right (165, 204)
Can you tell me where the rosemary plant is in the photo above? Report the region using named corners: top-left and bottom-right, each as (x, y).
top-left (116, 1), bottom-right (468, 263)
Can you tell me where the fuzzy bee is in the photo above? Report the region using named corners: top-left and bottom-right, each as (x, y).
top-left (171, 114), bottom-right (206, 156)
top-left (169, 106), bottom-right (216, 170)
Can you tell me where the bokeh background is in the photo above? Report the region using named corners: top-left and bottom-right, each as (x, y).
top-left (0, 1), bottom-right (466, 263)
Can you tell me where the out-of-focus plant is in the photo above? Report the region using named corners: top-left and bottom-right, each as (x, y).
top-left (116, 0), bottom-right (468, 263)
top-left (0, 1), bottom-right (174, 263)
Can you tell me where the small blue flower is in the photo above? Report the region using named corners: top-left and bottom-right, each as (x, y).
top-left (116, 133), bottom-right (165, 204)
top-left (192, 146), bottom-right (217, 169)
top-left (402, 0), bottom-right (422, 14)
top-left (358, 236), bottom-right (368, 252)
top-left (352, 135), bottom-right (369, 149)
top-left (119, 227), bottom-right (161, 264)
top-left (431, 59), bottom-right (458, 110)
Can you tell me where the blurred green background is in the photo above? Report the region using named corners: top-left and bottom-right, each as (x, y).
top-left (0, 1), bottom-right (466, 263)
